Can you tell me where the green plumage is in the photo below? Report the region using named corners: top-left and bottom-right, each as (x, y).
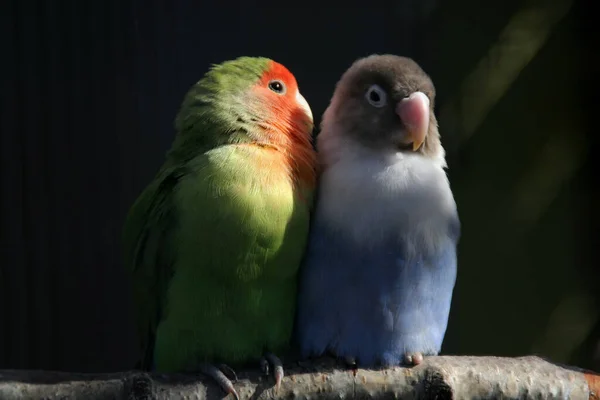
top-left (123, 57), bottom-right (313, 372)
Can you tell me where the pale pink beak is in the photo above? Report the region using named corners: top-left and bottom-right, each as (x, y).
top-left (396, 91), bottom-right (430, 151)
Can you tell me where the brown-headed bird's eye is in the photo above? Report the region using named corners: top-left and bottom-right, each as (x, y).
top-left (365, 84), bottom-right (387, 108)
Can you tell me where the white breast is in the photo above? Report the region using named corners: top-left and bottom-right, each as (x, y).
top-left (316, 135), bottom-right (458, 257)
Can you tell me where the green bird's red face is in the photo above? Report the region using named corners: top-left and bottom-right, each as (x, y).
top-left (174, 56), bottom-right (317, 188)
top-left (254, 61), bottom-right (313, 127)
top-left (247, 60), bottom-right (314, 148)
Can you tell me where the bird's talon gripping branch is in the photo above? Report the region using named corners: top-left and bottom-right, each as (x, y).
top-left (259, 357), bottom-right (270, 376)
top-left (403, 352), bottom-right (424, 366)
top-left (343, 355), bottom-right (357, 367)
top-left (198, 363), bottom-right (239, 400)
top-left (345, 356), bottom-right (359, 376)
top-left (342, 356), bottom-right (358, 376)
top-left (263, 352), bottom-right (284, 393)
top-left (218, 363), bottom-right (238, 382)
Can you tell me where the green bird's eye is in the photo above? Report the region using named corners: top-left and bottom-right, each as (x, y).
top-left (268, 80), bottom-right (286, 95)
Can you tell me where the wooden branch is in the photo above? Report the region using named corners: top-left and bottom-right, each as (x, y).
top-left (0, 356), bottom-right (598, 400)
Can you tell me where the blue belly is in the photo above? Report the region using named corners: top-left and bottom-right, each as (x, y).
top-left (295, 220), bottom-right (458, 367)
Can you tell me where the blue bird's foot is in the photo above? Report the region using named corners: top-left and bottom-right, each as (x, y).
top-left (198, 363), bottom-right (239, 400)
top-left (343, 355), bottom-right (356, 366)
top-left (343, 356), bottom-right (358, 376)
top-left (403, 352), bottom-right (424, 366)
top-left (259, 352), bottom-right (284, 393)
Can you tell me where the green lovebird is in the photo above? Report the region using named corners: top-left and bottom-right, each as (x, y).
top-left (122, 56), bottom-right (317, 398)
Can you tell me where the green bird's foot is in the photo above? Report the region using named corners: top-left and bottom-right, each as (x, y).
top-left (217, 363), bottom-right (238, 382)
top-left (198, 363), bottom-right (239, 400)
top-left (259, 352), bottom-right (284, 393)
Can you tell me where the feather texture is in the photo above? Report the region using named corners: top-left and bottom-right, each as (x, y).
top-left (123, 57), bottom-right (316, 372)
top-left (296, 135), bottom-right (460, 367)
top-left (124, 146), bottom-right (312, 372)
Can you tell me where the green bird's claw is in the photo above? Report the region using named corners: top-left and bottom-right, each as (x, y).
top-left (198, 363), bottom-right (239, 400)
top-left (262, 352), bottom-right (284, 393)
top-left (259, 357), bottom-right (270, 376)
top-left (218, 363), bottom-right (238, 382)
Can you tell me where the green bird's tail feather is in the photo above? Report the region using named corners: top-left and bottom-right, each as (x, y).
top-left (122, 165), bottom-right (182, 370)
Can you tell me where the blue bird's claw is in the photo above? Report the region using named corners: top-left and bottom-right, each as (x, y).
top-left (343, 355), bottom-right (356, 367)
top-left (403, 352), bottom-right (424, 366)
top-left (343, 356), bottom-right (358, 376)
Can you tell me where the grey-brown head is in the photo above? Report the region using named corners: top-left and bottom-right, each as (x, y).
top-left (321, 54), bottom-right (442, 159)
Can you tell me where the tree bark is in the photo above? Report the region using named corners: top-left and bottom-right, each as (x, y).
top-left (0, 356), bottom-right (598, 400)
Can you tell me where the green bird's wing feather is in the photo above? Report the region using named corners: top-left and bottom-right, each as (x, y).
top-left (124, 146), bottom-right (311, 372)
top-left (122, 165), bottom-right (183, 369)
top-left (158, 148), bottom-right (309, 370)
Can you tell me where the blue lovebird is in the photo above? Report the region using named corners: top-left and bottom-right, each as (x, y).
top-left (295, 54), bottom-right (460, 367)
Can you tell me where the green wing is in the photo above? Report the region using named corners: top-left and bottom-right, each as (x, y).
top-left (123, 146), bottom-right (312, 371)
top-left (122, 165), bottom-right (182, 369)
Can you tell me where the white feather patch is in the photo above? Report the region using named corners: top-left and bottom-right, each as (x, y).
top-left (316, 121), bottom-right (457, 258)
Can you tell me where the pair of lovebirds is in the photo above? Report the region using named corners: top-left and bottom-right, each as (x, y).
top-left (123, 54), bottom-right (460, 399)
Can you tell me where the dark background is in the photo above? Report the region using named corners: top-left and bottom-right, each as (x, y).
top-left (1, 0), bottom-right (597, 373)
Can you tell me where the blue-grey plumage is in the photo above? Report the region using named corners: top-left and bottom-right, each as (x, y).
top-left (295, 54), bottom-right (460, 367)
